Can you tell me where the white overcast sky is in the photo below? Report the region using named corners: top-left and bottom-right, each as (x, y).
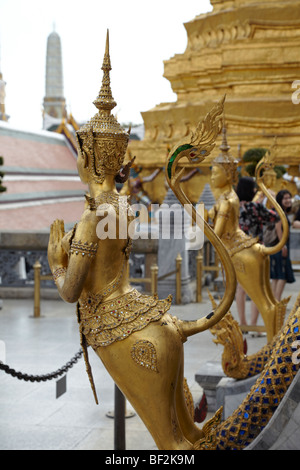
top-left (0, 0), bottom-right (212, 130)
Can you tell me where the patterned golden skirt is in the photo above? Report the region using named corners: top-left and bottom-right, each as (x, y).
top-left (221, 229), bottom-right (258, 257)
top-left (78, 288), bottom-right (172, 348)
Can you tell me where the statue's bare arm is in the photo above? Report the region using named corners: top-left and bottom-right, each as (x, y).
top-left (210, 200), bottom-right (230, 238)
top-left (48, 211), bottom-right (99, 303)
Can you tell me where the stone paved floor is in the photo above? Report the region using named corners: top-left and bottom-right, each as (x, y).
top-left (0, 276), bottom-right (299, 450)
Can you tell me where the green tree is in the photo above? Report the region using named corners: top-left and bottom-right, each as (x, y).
top-left (0, 156), bottom-right (6, 193)
top-left (242, 148), bottom-right (286, 179)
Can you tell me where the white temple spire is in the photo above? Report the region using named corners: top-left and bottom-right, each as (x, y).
top-left (0, 39), bottom-right (8, 122)
top-left (42, 29), bottom-right (66, 129)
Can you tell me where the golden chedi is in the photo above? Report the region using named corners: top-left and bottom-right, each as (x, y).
top-left (129, 0), bottom-right (300, 204)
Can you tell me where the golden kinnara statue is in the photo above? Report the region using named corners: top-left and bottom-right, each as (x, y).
top-left (48, 32), bottom-right (300, 450)
top-left (207, 125), bottom-right (290, 343)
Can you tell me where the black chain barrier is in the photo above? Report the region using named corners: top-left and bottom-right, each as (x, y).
top-left (0, 349), bottom-right (83, 383)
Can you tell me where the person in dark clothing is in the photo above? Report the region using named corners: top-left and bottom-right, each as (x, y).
top-left (270, 189), bottom-right (296, 301)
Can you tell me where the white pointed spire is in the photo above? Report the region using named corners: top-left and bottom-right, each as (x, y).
top-left (43, 29), bottom-right (66, 128)
top-left (0, 36), bottom-right (8, 121)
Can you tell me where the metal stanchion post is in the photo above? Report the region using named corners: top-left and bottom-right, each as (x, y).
top-left (176, 253), bottom-right (182, 305)
top-left (196, 250), bottom-right (203, 303)
top-left (151, 263), bottom-right (158, 297)
top-left (33, 260), bottom-right (41, 318)
top-left (114, 384), bottom-right (126, 450)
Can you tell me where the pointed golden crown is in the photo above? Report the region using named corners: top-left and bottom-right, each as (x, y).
top-left (213, 117), bottom-right (238, 183)
top-left (76, 30), bottom-right (130, 183)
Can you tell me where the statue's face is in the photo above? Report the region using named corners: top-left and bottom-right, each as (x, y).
top-left (264, 173), bottom-right (276, 189)
top-left (211, 165), bottom-right (228, 189)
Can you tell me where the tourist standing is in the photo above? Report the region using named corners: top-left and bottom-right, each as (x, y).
top-left (270, 190), bottom-right (296, 301)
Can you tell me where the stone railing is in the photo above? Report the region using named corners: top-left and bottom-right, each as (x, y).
top-left (1, 226), bottom-right (273, 303)
top-left (0, 230), bottom-right (159, 298)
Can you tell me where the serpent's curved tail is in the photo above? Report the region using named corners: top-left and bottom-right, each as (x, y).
top-left (255, 144), bottom-right (289, 256)
top-left (165, 97), bottom-right (237, 338)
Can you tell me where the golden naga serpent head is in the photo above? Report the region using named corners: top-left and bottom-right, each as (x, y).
top-left (165, 96), bottom-right (237, 336)
top-left (255, 137), bottom-right (277, 184)
top-left (75, 30), bottom-right (131, 184)
top-left (166, 95), bottom-right (225, 189)
top-left (255, 138), bottom-right (289, 255)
